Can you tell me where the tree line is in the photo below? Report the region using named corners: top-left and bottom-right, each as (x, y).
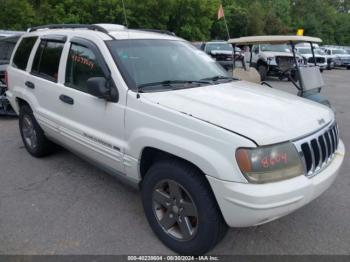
top-left (0, 0), bottom-right (349, 45)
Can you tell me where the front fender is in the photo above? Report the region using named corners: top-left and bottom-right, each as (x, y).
top-left (127, 127), bottom-right (233, 180)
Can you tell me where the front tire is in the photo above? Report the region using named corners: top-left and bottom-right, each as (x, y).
top-left (257, 64), bottom-right (268, 81)
top-left (141, 159), bottom-right (227, 255)
top-left (19, 104), bottom-right (55, 157)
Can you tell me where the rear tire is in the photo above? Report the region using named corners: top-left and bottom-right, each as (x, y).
top-left (257, 64), bottom-right (268, 81)
top-left (19, 104), bottom-right (55, 157)
top-left (347, 66), bottom-right (350, 70)
top-left (141, 159), bottom-right (227, 255)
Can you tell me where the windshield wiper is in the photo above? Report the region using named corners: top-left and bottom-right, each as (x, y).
top-left (200, 75), bottom-right (237, 82)
top-left (138, 80), bottom-right (211, 92)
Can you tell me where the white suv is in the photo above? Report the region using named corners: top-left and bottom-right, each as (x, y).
top-left (6, 24), bottom-right (345, 255)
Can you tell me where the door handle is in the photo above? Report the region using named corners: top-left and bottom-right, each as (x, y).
top-left (25, 81), bottom-right (35, 89)
top-left (59, 94), bottom-right (74, 105)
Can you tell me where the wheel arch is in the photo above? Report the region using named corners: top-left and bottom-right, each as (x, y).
top-left (16, 97), bottom-right (31, 109)
top-left (139, 147), bottom-right (206, 180)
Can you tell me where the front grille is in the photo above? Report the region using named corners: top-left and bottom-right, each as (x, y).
top-left (214, 54), bottom-right (232, 61)
top-left (276, 56), bottom-right (295, 70)
top-left (308, 57), bottom-right (326, 63)
top-left (293, 122), bottom-right (339, 177)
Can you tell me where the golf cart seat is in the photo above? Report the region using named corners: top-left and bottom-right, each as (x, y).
top-left (299, 66), bottom-right (324, 90)
top-left (232, 67), bottom-right (261, 84)
top-left (297, 66), bottom-right (330, 107)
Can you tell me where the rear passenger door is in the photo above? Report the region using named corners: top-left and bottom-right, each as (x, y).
top-left (28, 35), bottom-right (66, 138)
top-left (54, 37), bottom-right (125, 174)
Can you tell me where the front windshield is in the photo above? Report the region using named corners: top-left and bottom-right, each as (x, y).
top-left (298, 48), bottom-right (311, 54)
top-left (315, 49), bottom-right (326, 55)
top-left (260, 44), bottom-right (290, 53)
top-left (332, 49), bottom-right (347, 55)
top-left (107, 39), bottom-right (230, 91)
top-left (205, 43), bottom-right (233, 53)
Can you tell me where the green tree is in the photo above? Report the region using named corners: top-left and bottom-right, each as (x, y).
top-left (0, 0), bottom-right (35, 30)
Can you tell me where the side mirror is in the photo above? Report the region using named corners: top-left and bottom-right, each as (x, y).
top-left (86, 77), bottom-right (119, 102)
top-left (254, 49), bottom-right (259, 54)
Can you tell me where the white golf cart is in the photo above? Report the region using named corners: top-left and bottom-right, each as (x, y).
top-left (228, 35), bottom-right (331, 108)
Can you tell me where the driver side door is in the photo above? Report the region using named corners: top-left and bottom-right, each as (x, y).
top-left (55, 37), bottom-right (125, 174)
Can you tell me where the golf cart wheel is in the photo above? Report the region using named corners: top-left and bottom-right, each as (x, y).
top-left (19, 104), bottom-right (55, 157)
top-left (347, 66), bottom-right (350, 70)
top-left (258, 64), bottom-right (268, 81)
top-left (141, 159), bottom-right (227, 255)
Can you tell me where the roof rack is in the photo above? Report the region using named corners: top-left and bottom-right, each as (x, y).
top-left (136, 29), bottom-right (176, 36)
top-left (28, 24), bottom-right (111, 34)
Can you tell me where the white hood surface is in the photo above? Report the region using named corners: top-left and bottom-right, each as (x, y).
top-left (142, 81), bottom-right (333, 145)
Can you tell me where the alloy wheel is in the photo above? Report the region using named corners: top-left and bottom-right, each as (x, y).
top-left (152, 179), bottom-right (199, 241)
top-left (22, 115), bottom-right (38, 150)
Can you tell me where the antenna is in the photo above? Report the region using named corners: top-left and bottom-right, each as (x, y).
top-left (121, 0), bottom-right (129, 28)
top-left (121, 0), bottom-right (139, 98)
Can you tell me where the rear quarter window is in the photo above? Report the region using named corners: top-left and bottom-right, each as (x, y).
top-left (12, 36), bottom-right (38, 70)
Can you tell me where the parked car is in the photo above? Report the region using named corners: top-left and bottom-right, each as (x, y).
top-left (0, 34), bottom-right (22, 116)
top-left (6, 24), bottom-right (345, 255)
top-left (243, 42), bottom-right (303, 80)
top-left (322, 47), bottom-right (350, 69)
top-left (198, 41), bottom-right (242, 70)
top-left (296, 46), bottom-right (329, 71)
top-left (0, 30), bottom-right (25, 39)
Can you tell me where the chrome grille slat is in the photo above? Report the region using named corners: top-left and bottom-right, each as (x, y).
top-left (328, 129), bottom-right (334, 156)
top-left (293, 121), bottom-right (339, 178)
top-left (323, 134), bottom-right (329, 160)
top-left (324, 132), bottom-right (331, 161)
top-left (330, 128), bottom-right (336, 153)
top-left (308, 142), bottom-right (316, 173)
top-left (316, 138), bottom-right (323, 169)
top-left (335, 125), bottom-right (339, 149)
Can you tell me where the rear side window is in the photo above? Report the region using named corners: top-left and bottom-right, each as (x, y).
top-left (31, 40), bottom-right (64, 82)
top-left (65, 43), bottom-right (105, 92)
top-left (12, 37), bottom-right (38, 70)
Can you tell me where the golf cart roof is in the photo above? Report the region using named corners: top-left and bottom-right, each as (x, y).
top-left (228, 35), bottom-right (322, 45)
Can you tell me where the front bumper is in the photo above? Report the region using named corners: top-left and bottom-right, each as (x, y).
top-left (207, 139), bottom-right (345, 227)
top-left (217, 60), bottom-right (233, 70)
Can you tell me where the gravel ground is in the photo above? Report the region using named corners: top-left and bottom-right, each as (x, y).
top-left (0, 69), bottom-right (349, 255)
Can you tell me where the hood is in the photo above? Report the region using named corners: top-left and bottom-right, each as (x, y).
top-left (301, 54), bottom-right (325, 59)
top-left (142, 81), bottom-right (333, 145)
top-left (211, 50), bottom-right (234, 56)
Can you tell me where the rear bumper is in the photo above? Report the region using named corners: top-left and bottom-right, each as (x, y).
top-left (208, 140), bottom-right (345, 227)
top-left (5, 90), bottom-right (19, 115)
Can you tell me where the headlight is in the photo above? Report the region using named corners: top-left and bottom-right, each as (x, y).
top-left (235, 142), bottom-right (304, 184)
top-left (267, 57), bottom-right (276, 64)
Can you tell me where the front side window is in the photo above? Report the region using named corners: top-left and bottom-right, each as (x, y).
top-left (12, 37), bottom-right (38, 70)
top-left (31, 40), bottom-right (64, 82)
top-left (298, 48), bottom-right (311, 54)
top-left (107, 39), bottom-right (230, 92)
top-left (65, 43), bottom-right (105, 92)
